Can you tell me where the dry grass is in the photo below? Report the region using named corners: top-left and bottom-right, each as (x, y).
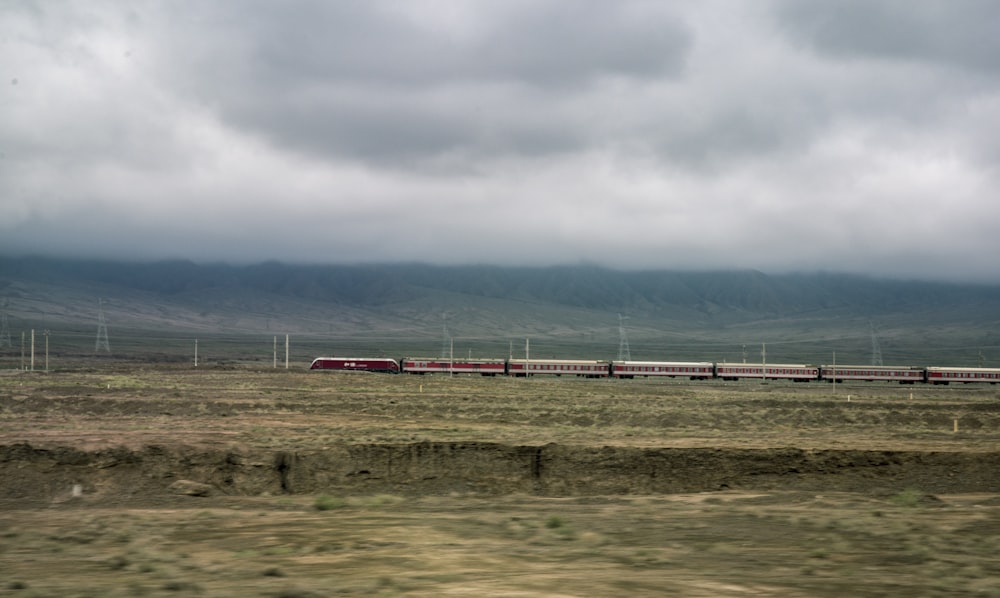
top-left (1, 493), bottom-right (999, 596)
top-left (1, 366), bottom-right (999, 596)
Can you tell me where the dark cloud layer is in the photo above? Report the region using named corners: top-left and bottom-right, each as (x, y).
top-left (778, 1), bottom-right (1000, 72)
top-left (2, 1), bottom-right (999, 282)
top-left (159, 2), bottom-right (690, 165)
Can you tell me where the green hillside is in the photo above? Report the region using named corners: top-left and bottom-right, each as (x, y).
top-left (2, 257), bottom-right (1000, 367)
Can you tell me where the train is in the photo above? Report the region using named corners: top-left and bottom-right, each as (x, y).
top-left (309, 356), bottom-right (1000, 385)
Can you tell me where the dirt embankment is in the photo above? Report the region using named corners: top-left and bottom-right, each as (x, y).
top-left (4, 369), bottom-right (1000, 505)
top-left (3, 441), bottom-right (998, 503)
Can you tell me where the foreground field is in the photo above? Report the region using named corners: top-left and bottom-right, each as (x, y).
top-left (1, 366), bottom-right (999, 596)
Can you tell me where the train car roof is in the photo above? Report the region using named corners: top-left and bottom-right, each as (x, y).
top-left (820, 364), bottom-right (922, 369)
top-left (715, 363), bottom-right (815, 367)
top-left (310, 356), bottom-right (398, 362)
top-left (925, 366), bottom-right (1000, 372)
top-left (507, 358), bottom-right (608, 364)
top-left (403, 356), bottom-right (505, 361)
top-left (611, 360), bottom-right (713, 366)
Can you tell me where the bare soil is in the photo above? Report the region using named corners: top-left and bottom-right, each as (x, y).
top-left (1, 366), bottom-right (999, 596)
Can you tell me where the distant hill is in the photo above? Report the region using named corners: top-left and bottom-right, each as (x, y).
top-left (3, 256), bottom-right (1000, 365)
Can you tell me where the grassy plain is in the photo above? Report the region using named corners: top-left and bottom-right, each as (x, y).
top-left (1, 366), bottom-right (999, 596)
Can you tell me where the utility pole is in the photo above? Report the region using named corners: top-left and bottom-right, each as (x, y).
top-left (30, 329), bottom-right (34, 371)
top-left (44, 330), bottom-right (49, 372)
top-left (441, 313), bottom-right (450, 359)
top-left (0, 299), bottom-right (11, 349)
top-left (285, 334), bottom-right (289, 369)
top-left (273, 336), bottom-right (277, 368)
top-left (525, 338), bottom-right (530, 377)
top-left (761, 343), bottom-right (766, 383)
top-left (194, 339), bottom-right (199, 367)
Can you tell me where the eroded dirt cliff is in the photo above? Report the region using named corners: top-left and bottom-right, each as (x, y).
top-left (4, 442), bottom-right (998, 504)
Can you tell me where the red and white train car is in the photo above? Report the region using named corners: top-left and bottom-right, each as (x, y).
top-left (309, 357), bottom-right (400, 373)
top-left (716, 363), bottom-right (819, 382)
top-left (820, 365), bottom-right (924, 384)
top-left (401, 358), bottom-right (506, 376)
top-left (925, 366), bottom-right (1000, 385)
top-left (611, 361), bottom-right (714, 379)
top-left (507, 359), bottom-right (609, 377)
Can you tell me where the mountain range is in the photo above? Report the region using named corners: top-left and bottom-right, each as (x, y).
top-left (2, 256), bottom-right (1000, 365)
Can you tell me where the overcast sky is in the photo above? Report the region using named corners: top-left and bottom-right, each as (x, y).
top-left (2, 1), bottom-right (999, 282)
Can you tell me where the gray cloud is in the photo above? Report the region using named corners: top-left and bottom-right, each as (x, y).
top-left (2, 1), bottom-right (1000, 282)
top-left (153, 1), bottom-right (691, 166)
top-left (183, 1), bottom-right (691, 87)
top-left (776, 1), bottom-right (1000, 72)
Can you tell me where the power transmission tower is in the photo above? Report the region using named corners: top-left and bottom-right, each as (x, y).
top-left (617, 313), bottom-right (631, 361)
top-left (440, 313), bottom-right (450, 359)
top-left (869, 321), bottom-right (883, 366)
top-left (0, 299), bottom-right (11, 349)
top-left (95, 299), bottom-right (111, 354)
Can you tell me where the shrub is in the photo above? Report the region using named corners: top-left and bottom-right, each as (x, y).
top-left (891, 488), bottom-right (926, 508)
top-left (314, 494), bottom-right (346, 511)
